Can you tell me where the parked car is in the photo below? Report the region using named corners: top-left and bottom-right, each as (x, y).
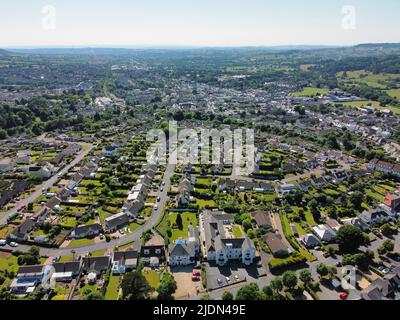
top-left (216, 278), bottom-right (223, 286)
top-left (9, 242), bottom-right (18, 247)
top-left (225, 277), bottom-right (230, 282)
top-left (339, 292), bottom-right (348, 300)
top-left (157, 197), bottom-right (161, 202)
top-left (234, 275), bottom-right (240, 281)
top-left (192, 276), bottom-right (200, 282)
top-left (0, 239), bottom-right (7, 246)
top-left (192, 270), bottom-right (201, 277)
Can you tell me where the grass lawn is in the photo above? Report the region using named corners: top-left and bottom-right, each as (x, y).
top-left (292, 87), bottom-right (329, 97)
top-left (129, 222), bottom-right (141, 233)
top-left (195, 198), bottom-right (216, 209)
top-left (232, 225), bottom-right (243, 238)
top-left (67, 238), bottom-right (95, 248)
top-left (59, 256), bottom-right (73, 263)
top-left (90, 250), bottom-right (106, 257)
top-left (143, 270), bottom-right (160, 289)
top-left (0, 226), bottom-right (14, 238)
top-left (304, 209), bottom-right (317, 227)
top-left (117, 241), bottom-right (135, 251)
top-left (169, 212), bottom-right (198, 241)
top-left (0, 253), bottom-right (19, 273)
top-left (105, 275), bottom-right (120, 300)
top-left (366, 189), bottom-right (385, 202)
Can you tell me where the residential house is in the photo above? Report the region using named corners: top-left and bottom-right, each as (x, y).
top-left (105, 212), bottom-right (130, 232)
top-left (342, 217), bottom-right (370, 232)
top-left (27, 163), bottom-right (55, 179)
top-left (251, 210), bottom-right (272, 229)
top-left (10, 265), bottom-right (48, 294)
top-left (8, 219), bottom-right (36, 243)
top-left (300, 234), bottom-right (320, 248)
top-left (383, 193), bottom-right (400, 214)
top-left (168, 225), bottom-right (200, 266)
top-left (312, 225), bottom-right (336, 242)
top-left (278, 184), bottom-right (297, 195)
top-left (262, 233), bottom-right (289, 258)
top-left (200, 211), bottom-right (256, 266)
top-left (361, 207), bottom-right (394, 225)
top-left (52, 261), bottom-right (82, 282)
top-left (112, 250), bottom-right (138, 275)
top-left (83, 256), bottom-right (111, 276)
top-left (325, 219), bottom-right (341, 232)
top-left (70, 224), bottom-right (103, 239)
top-left (140, 245), bottom-right (166, 267)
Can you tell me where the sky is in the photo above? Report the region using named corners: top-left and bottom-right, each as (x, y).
top-left (0, 0), bottom-right (399, 48)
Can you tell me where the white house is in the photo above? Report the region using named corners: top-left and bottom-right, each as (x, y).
top-left (312, 225), bottom-right (336, 242)
top-left (200, 211), bottom-right (256, 266)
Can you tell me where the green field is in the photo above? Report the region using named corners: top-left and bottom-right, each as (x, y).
top-left (292, 87), bottom-right (329, 97)
top-left (386, 89), bottom-right (400, 100)
top-left (334, 100), bottom-right (400, 115)
top-left (338, 70), bottom-right (400, 89)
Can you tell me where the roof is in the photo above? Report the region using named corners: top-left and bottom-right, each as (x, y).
top-left (262, 233), bottom-right (288, 255)
top-left (168, 241), bottom-right (195, 258)
top-left (17, 265), bottom-right (44, 275)
top-left (251, 211), bottom-right (272, 227)
top-left (83, 256), bottom-right (110, 273)
top-left (53, 261), bottom-right (81, 274)
top-left (113, 250), bottom-right (138, 263)
top-left (73, 223), bottom-right (103, 236)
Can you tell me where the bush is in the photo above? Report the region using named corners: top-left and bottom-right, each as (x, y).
top-left (268, 253), bottom-right (307, 271)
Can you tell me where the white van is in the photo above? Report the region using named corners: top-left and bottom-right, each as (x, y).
top-left (0, 239), bottom-right (7, 246)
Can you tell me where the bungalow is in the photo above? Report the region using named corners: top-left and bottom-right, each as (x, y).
top-left (312, 177), bottom-right (326, 188)
top-left (262, 233), bottom-right (289, 258)
top-left (325, 219), bottom-right (341, 232)
top-left (112, 250), bottom-right (138, 275)
top-left (52, 261), bottom-right (81, 282)
top-left (140, 245), bottom-right (166, 267)
top-left (83, 256), bottom-right (110, 276)
top-left (8, 219), bottom-right (36, 243)
top-left (299, 180), bottom-right (313, 191)
top-left (342, 217), bottom-right (370, 232)
top-left (312, 225), bottom-right (336, 242)
top-left (251, 210), bottom-right (272, 229)
top-left (300, 234), bottom-right (320, 248)
top-left (105, 212), bottom-right (130, 232)
top-left (278, 184), bottom-right (297, 195)
top-left (361, 207), bottom-right (394, 225)
top-left (27, 164), bottom-right (55, 179)
top-left (10, 265), bottom-right (48, 294)
top-left (70, 224), bottom-right (103, 239)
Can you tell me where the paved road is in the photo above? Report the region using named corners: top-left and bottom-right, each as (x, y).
top-left (0, 142), bottom-right (94, 226)
top-left (2, 150), bottom-right (177, 257)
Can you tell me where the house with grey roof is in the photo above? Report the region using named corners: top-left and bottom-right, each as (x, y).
top-left (168, 225), bottom-right (200, 266)
top-left (200, 211), bottom-right (256, 266)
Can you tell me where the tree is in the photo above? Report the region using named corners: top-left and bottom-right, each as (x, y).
top-left (222, 291), bottom-right (234, 300)
top-left (378, 240), bottom-right (394, 255)
top-left (121, 271), bottom-right (152, 300)
top-left (0, 129), bottom-right (7, 139)
top-left (350, 191), bottom-right (364, 210)
top-left (336, 225), bottom-right (366, 253)
top-left (282, 271), bottom-right (298, 290)
top-left (85, 292), bottom-right (104, 300)
top-left (317, 263), bottom-right (329, 278)
top-left (299, 269), bottom-right (313, 286)
top-left (175, 214), bottom-right (183, 230)
top-left (270, 277), bottom-right (283, 293)
top-left (200, 294), bottom-right (214, 300)
top-left (157, 272), bottom-right (177, 300)
top-left (235, 283), bottom-right (264, 300)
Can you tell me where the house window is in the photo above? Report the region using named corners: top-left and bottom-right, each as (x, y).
top-left (144, 249), bottom-right (150, 255)
top-left (155, 249), bottom-right (161, 254)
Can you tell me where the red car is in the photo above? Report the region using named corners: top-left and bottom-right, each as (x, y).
top-left (192, 276), bottom-right (200, 282)
top-left (339, 292), bottom-right (348, 300)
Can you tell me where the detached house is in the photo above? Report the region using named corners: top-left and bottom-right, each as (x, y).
top-left (168, 225), bottom-right (200, 266)
top-left (312, 225), bottom-right (336, 243)
top-left (70, 223), bottom-right (103, 239)
top-left (361, 207), bottom-right (394, 225)
top-left (105, 212), bottom-right (130, 232)
top-left (112, 250), bottom-right (138, 274)
top-left (200, 211), bottom-right (256, 266)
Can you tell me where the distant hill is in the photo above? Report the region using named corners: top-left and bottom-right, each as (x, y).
top-left (355, 43), bottom-right (400, 49)
top-left (0, 49), bottom-right (11, 56)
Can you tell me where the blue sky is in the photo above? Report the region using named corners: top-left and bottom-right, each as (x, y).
top-left (0, 0), bottom-right (399, 47)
